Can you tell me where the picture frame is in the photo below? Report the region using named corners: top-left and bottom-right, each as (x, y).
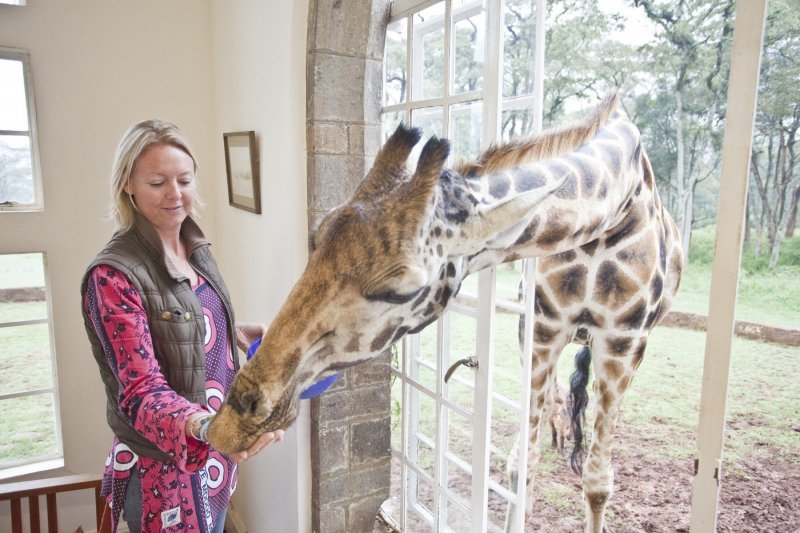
top-left (223, 131), bottom-right (261, 214)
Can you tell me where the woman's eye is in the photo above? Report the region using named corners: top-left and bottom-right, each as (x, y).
top-left (150, 182), bottom-right (164, 188)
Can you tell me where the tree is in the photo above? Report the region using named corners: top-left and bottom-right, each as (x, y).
top-left (748, 0), bottom-right (800, 268)
top-left (0, 140), bottom-right (33, 205)
top-left (632, 0), bottom-right (734, 261)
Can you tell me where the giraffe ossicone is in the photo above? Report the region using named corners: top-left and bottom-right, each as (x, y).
top-left (206, 92), bottom-right (682, 532)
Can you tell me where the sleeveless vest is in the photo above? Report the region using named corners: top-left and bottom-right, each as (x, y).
top-left (81, 214), bottom-right (238, 461)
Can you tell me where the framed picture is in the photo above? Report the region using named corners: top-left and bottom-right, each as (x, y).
top-left (223, 131), bottom-right (261, 214)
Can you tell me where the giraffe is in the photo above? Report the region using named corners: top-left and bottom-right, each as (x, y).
top-left (206, 92), bottom-right (683, 532)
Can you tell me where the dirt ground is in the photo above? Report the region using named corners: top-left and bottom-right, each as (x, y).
top-left (513, 441), bottom-right (799, 532)
top-left (379, 421), bottom-right (799, 532)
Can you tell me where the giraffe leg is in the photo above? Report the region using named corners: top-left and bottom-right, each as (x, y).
top-left (580, 338), bottom-right (640, 533)
top-left (504, 341), bottom-right (565, 532)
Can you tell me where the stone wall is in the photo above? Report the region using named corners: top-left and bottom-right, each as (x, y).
top-left (305, 1), bottom-right (393, 531)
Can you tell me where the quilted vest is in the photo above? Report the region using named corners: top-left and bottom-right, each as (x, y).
top-left (81, 214), bottom-right (238, 461)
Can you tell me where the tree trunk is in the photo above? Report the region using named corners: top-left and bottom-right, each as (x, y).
top-left (674, 91), bottom-right (693, 260)
top-left (786, 185), bottom-right (800, 238)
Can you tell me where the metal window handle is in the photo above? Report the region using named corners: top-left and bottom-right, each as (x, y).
top-left (444, 356), bottom-right (479, 383)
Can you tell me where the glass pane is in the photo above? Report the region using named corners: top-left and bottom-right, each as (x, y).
top-left (502, 0), bottom-right (535, 98)
top-left (487, 487), bottom-right (510, 532)
top-left (407, 469), bottom-right (435, 529)
top-left (385, 19), bottom-right (408, 106)
top-left (383, 454), bottom-right (404, 526)
top-left (449, 100), bottom-right (482, 161)
top-left (452, 6), bottom-right (485, 94)
top-left (390, 370), bottom-right (402, 452)
top-left (410, 106), bottom-right (444, 167)
top-left (0, 394), bottom-right (58, 466)
top-left (0, 134), bottom-right (34, 205)
top-left (502, 107), bottom-right (534, 141)
top-left (443, 495), bottom-right (472, 532)
top-left (444, 312), bottom-right (477, 412)
top-left (382, 110), bottom-right (406, 143)
top-left (0, 58), bottom-right (29, 131)
top-left (0, 323), bottom-right (53, 395)
top-left (414, 3), bottom-right (446, 100)
top-left (0, 252), bottom-right (46, 291)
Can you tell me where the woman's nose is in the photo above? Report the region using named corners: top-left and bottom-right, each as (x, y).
top-left (166, 180), bottom-right (181, 199)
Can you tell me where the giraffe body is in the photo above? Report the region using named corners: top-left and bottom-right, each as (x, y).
top-left (206, 93), bottom-right (682, 532)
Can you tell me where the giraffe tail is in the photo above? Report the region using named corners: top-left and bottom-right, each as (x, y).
top-left (568, 346), bottom-right (592, 475)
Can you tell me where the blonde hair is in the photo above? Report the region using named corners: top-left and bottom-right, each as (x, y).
top-left (109, 119), bottom-right (204, 231)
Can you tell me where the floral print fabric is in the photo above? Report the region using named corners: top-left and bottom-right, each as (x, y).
top-left (84, 265), bottom-right (237, 532)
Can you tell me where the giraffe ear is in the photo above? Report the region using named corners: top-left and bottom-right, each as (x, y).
top-left (353, 124), bottom-right (422, 202)
top-left (401, 135), bottom-right (450, 223)
top-left (462, 174), bottom-right (568, 248)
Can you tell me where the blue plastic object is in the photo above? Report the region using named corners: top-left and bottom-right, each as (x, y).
top-left (247, 338), bottom-right (338, 399)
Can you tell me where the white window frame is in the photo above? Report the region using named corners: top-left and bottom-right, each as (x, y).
top-left (0, 252), bottom-right (64, 479)
top-left (0, 47), bottom-right (44, 212)
top-left (382, 1), bottom-right (545, 531)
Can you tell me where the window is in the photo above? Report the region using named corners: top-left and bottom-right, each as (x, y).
top-left (0, 48), bottom-right (42, 211)
top-left (0, 253), bottom-right (62, 475)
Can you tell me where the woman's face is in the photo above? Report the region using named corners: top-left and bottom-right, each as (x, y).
top-left (125, 143), bottom-right (196, 236)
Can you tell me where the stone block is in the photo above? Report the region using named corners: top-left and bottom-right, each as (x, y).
top-left (351, 417), bottom-right (391, 467)
top-left (310, 122), bottom-right (349, 154)
top-left (351, 352), bottom-right (391, 386)
top-left (311, 0), bottom-right (390, 60)
top-left (348, 123), bottom-right (382, 157)
top-left (316, 505), bottom-right (346, 533)
top-left (307, 153), bottom-right (369, 210)
top-left (317, 424), bottom-right (350, 474)
top-left (317, 463), bottom-right (391, 506)
top-left (317, 383), bottom-right (390, 425)
top-left (347, 493), bottom-right (391, 533)
top-left (309, 52), bottom-right (367, 123)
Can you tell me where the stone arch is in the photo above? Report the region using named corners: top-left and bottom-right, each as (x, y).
top-left (306, 1), bottom-right (392, 531)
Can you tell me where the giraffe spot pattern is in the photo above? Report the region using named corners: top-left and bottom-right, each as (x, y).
top-left (614, 297), bottom-right (648, 329)
top-left (593, 261), bottom-right (638, 310)
top-left (547, 264), bottom-right (588, 307)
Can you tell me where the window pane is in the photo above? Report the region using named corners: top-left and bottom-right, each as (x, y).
top-left (0, 58), bottom-right (29, 131)
top-left (503, 0), bottom-right (535, 98)
top-left (449, 100), bottom-right (483, 160)
top-left (0, 323), bottom-right (53, 395)
top-left (452, 6), bottom-right (485, 94)
top-left (501, 107), bottom-right (534, 141)
top-left (414, 3), bottom-right (446, 100)
top-left (0, 394), bottom-right (58, 466)
top-left (0, 134), bottom-right (34, 205)
top-left (385, 19), bottom-right (408, 106)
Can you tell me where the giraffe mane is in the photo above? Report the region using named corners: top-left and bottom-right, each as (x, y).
top-left (455, 91), bottom-right (621, 177)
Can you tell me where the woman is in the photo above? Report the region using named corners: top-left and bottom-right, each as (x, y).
top-left (81, 119), bottom-right (282, 533)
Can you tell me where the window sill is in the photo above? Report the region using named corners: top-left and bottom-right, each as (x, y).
top-left (0, 457), bottom-right (65, 481)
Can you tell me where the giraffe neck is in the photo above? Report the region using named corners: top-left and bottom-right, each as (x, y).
top-left (441, 113), bottom-right (646, 275)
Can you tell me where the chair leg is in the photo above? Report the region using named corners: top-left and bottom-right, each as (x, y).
top-left (29, 494), bottom-right (41, 533)
top-left (11, 498), bottom-right (22, 533)
top-left (47, 493), bottom-right (58, 533)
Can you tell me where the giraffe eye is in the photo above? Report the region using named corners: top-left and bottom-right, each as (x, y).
top-left (366, 288), bottom-right (422, 304)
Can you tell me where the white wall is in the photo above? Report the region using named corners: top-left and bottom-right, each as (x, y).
top-left (209, 1), bottom-right (310, 531)
top-left (0, 0), bottom-right (310, 531)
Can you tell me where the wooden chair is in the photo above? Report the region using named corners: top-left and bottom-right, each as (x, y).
top-left (0, 473), bottom-right (103, 533)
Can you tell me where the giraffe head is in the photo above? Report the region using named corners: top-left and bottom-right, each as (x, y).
top-left (206, 124), bottom-right (564, 453)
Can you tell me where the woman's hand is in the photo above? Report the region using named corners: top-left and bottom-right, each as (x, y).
top-left (235, 322), bottom-right (268, 354)
top-left (230, 430), bottom-right (285, 463)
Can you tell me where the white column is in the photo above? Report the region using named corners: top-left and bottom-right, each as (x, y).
top-left (689, 1), bottom-right (767, 531)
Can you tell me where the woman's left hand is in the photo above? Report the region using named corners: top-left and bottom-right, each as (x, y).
top-left (235, 322), bottom-right (268, 354)
top-left (230, 429), bottom-right (285, 463)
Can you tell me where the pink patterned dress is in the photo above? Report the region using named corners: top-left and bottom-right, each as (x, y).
top-left (84, 265), bottom-right (238, 533)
